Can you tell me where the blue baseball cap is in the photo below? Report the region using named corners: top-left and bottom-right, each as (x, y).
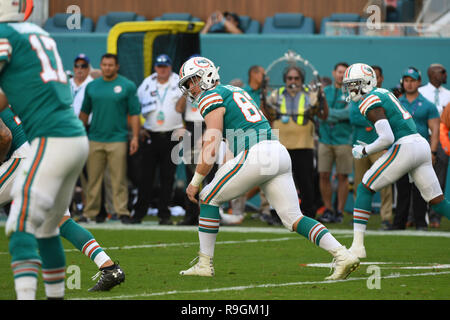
top-left (74, 53), bottom-right (90, 64)
top-left (402, 67), bottom-right (421, 80)
top-left (155, 54), bottom-right (172, 67)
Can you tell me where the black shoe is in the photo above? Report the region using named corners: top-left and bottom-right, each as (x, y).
top-left (334, 211), bottom-right (344, 223)
top-left (75, 215), bottom-right (90, 223)
top-left (159, 218), bottom-right (174, 225)
top-left (379, 220), bottom-right (392, 230)
top-left (95, 215), bottom-right (106, 223)
top-left (177, 218), bottom-right (198, 226)
top-left (269, 209), bottom-right (282, 226)
top-left (130, 217), bottom-right (142, 224)
top-left (120, 215), bottom-right (132, 224)
top-left (88, 263), bottom-right (125, 292)
top-left (318, 209), bottom-right (335, 223)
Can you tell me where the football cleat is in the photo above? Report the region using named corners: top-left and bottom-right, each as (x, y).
top-left (325, 246), bottom-right (360, 280)
top-left (180, 252), bottom-right (214, 277)
top-left (349, 244), bottom-right (367, 259)
top-left (88, 262), bottom-right (125, 292)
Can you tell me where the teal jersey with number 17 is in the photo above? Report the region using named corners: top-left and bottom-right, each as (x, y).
top-left (0, 22), bottom-right (86, 141)
top-left (197, 84), bottom-right (273, 156)
top-left (357, 88), bottom-right (417, 142)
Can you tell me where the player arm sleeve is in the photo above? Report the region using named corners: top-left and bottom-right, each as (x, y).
top-left (364, 119), bottom-right (395, 155)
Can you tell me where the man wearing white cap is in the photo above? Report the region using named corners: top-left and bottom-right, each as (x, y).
top-left (132, 54), bottom-right (185, 225)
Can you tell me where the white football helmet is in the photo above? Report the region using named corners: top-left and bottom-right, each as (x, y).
top-left (0, 0), bottom-right (34, 23)
top-left (343, 63), bottom-right (377, 102)
top-left (178, 56), bottom-right (220, 102)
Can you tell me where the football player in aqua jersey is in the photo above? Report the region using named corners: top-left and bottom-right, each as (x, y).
top-left (177, 56), bottom-right (360, 280)
top-left (0, 0), bottom-right (89, 299)
top-left (344, 63), bottom-right (450, 259)
top-left (0, 105), bottom-right (125, 294)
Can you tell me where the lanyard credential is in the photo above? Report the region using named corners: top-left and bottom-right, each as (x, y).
top-left (156, 85), bottom-right (170, 106)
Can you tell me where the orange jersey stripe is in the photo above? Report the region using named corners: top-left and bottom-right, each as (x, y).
top-left (200, 98), bottom-right (223, 115)
top-left (359, 96), bottom-right (380, 114)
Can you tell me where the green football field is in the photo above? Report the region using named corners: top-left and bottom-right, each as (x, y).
top-left (1, 212), bottom-right (449, 302)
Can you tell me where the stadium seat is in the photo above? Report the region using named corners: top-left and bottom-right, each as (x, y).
top-left (320, 13), bottom-right (363, 34)
top-left (153, 12), bottom-right (201, 22)
top-left (238, 15), bottom-right (261, 33)
top-left (43, 13), bottom-right (94, 33)
top-left (393, 0), bottom-right (416, 22)
top-left (262, 13), bottom-right (315, 34)
top-left (94, 12), bottom-right (146, 33)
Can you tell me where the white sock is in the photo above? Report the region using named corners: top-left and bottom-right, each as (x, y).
top-left (352, 230), bottom-right (365, 247)
top-left (199, 231), bottom-right (217, 257)
top-left (319, 233), bottom-right (342, 252)
top-left (45, 282), bottom-right (65, 299)
top-left (94, 252), bottom-right (111, 269)
top-left (15, 276), bottom-right (37, 300)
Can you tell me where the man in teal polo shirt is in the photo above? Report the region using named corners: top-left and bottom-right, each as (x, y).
top-left (392, 67), bottom-right (440, 230)
top-left (318, 62), bottom-right (352, 223)
top-left (80, 53), bottom-right (141, 224)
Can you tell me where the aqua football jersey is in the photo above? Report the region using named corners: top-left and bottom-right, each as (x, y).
top-left (0, 107), bottom-right (27, 160)
top-left (198, 84), bottom-right (272, 156)
top-left (0, 22), bottom-right (86, 141)
top-left (357, 88), bottom-right (417, 142)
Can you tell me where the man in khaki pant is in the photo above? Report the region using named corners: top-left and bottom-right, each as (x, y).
top-left (349, 66), bottom-right (393, 229)
top-left (79, 54), bottom-right (141, 224)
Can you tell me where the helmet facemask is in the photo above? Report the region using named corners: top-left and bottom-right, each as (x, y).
top-left (179, 73), bottom-right (204, 103)
top-left (343, 78), bottom-right (365, 102)
top-left (343, 63), bottom-right (377, 102)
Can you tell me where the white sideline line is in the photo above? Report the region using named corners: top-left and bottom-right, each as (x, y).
top-left (304, 262), bottom-right (450, 269)
top-left (0, 237), bottom-right (299, 255)
top-left (69, 270), bottom-right (450, 300)
top-left (1, 220), bottom-right (450, 237)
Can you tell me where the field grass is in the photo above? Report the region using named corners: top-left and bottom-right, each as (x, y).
top-left (1, 211), bottom-right (449, 305)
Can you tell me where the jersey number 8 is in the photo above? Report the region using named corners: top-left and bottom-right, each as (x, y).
top-left (233, 91), bottom-right (264, 123)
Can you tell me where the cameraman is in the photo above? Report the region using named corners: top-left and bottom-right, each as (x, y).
top-left (266, 66), bottom-right (328, 218)
top-left (201, 11), bottom-right (243, 34)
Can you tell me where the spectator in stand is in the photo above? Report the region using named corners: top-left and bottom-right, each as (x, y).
top-left (201, 11), bottom-right (243, 34)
